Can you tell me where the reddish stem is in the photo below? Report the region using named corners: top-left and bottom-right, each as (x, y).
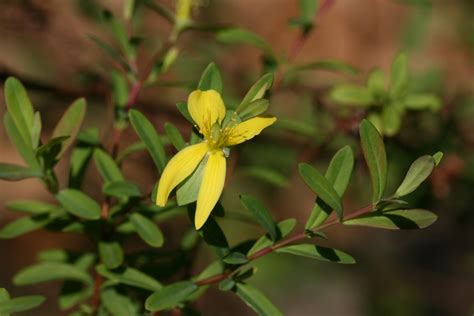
top-left (196, 204), bottom-right (373, 286)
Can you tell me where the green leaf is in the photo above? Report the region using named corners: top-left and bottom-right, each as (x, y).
top-left (69, 128), bottom-right (99, 189)
top-left (290, 0), bottom-right (319, 30)
top-left (247, 218), bottom-right (296, 256)
top-left (395, 155), bottom-right (435, 197)
top-left (404, 93), bottom-right (442, 111)
top-left (330, 84), bottom-right (374, 106)
top-left (276, 244), bottom-right (356, 264)
top-left (176, 102), bottom-right (194, 124)
top-left (30, 112), bottom-right (42, 149)
top-left (198, 216), bottom-right (230, 258)
top-left (193, 261), bottom-right (224, 284)
top-left (103, 180), bottom-right (142, 198)
top-left (145, 281), bottom-right (198, 311)
top-left (216, 28), bottom-right (276, 61)
top-left (130, 213), bottom-right (164, 247)
top-left (298, 163), bottom-right (343, 217)
top-left (367, 68), bottom-right (386, 96)
top-left (88, 35), bottom-right (130, 71)
top-left (240, 195), bottom-right (277, 241)
top-left (288, 59), bottom-right (359, 75)
top-left (101, 288), bottom-right (137, 316)
top-left (0, 163), bottom-right (42, 181)
top-left (432, 152), bottom-right (443, 166)
top-left (343, 209), bottom-right (437, 229)
top-left (99, 241), bottom-right (124, 269)
top-left (4, 77), bottom-right (35, 149)
top-left (14, 262), bottom-right (93, 285)
top-left (96, 264), bottom-right (162, 291)
top-left (390, 53), bottom-right (408, 97)
top-left (0, 295), bottom-right (45, 314)
top-left (237, 73), bottom-right (273, 112)
top-left (218, 278), bottom-right (236, 291)
top-left (52, 98), bottom-right (87, 157)
top-left (103, 11), bottom-right (133, 58)
top-left (359, 119), bottom-right (387, 203)
top-left (236, 99), bottom-right (270, 121)
top-left (223, 252), bottom-right (248, 265)
top-left (164, 122), bottom-right (186, 150)
top-left (111, 70), bottom-right (129, 108)
top-left (116, 141), bottom-right (147, 163)
top-left (235, 283), bottom-right (283, 316)
top-left (381, 103), bottom-right (403, 136)
top-left (93, 149), bottom-right (124, 183)
top-left (0, 210), bottom-right (65, 239)
top-left (197, 62), bottom-right (223, 93)
top-left (6, 200), bottom-right (57, 214)
top-left (129, 109), bottom-right (167, 172)
top-left (0, 288), bottom-right (9, 302)
top-left (56, 189), bottom-right (101, 220)
top-left (4, 113), bottom-right (41, 170)
top-left (305, 146), bottom-right (354, 228)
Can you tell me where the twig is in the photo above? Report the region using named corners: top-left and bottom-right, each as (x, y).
top-left (195, 204), bottom-right (373, 286)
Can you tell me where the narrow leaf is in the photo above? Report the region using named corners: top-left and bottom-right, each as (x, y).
top-left (247, 218), bottom-right (296, 256)
top-left (96, 264), bottom-right (162, 291)
top-left (4, 113), bottom-right (41, 170)
top-left (223, 252), bottom-right (248, 265)
top-left (237, 73), bottom-right (273, 111)
top-left (52, 98), bottom-right (87, 157)
top-left (216, 28), bottom-right (276, 61)
top-left (390, 53), bottom-right (408, 97)
top-left (240, 195), bottom-right (277, 241)
top-left (0, 163), bottom-right (42, 181)
top-left (359, 119), bottom-right (387, 203)
top-left (103, 180), bottom-right (142, 198)
top-left (305, 146), bottom-right (354, 228)
top-left (298, 163), bottom-right (343, 216)
top-left (130, 213), bottom-right (164, 247)
top-left (129, 109), bottom-right (167, 172)
top-left (0, 295), bottom-right (45, 314)
top-left (56, 189), bottom-right (101, 220)
top-left (343, 209), bottom-right (437, 230)
top-left (14, 262), bottom-right (93, 285)
top-left (6, 199), bottom-right (57, 214)
top-left (237, 99), bottom-right (269, 121)
top-left (99, 241), bottom-right (124, 269)
top-left (164, 122), bottom-right (186, 150)
top-left (395, 155), bottom-right (435, 197)
top-left (197, 62), bottom-right (223, 93)
top-left (102, 288), bottom-right (137, 316)
top-left (0, 210), bottom-right (65, 239)
top-left (276, 244), bottom-right (356, 264)
top-left (4, 77), bottom-right (35, 148)
top-left (330, 84), bottom-right (373, 106)
top-left (145, 281), bottom-right (198, 311)
top-left (235, 283), bottom-right (283, 316)
top-left (93, 149), bottom-right (124, 183)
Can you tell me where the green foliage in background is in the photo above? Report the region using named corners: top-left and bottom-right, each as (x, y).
top-left (0, 0), bottom-right (449, 315)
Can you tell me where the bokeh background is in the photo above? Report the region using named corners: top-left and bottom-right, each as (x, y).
top-left (1, 0), bottom-right (473, 315)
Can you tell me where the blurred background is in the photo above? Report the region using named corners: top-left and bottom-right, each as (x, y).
top-left (0, 0), bottom-right (473, 315)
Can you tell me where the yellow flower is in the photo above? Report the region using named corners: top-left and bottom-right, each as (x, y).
top-left (156, 90), bottom-right (276, 229)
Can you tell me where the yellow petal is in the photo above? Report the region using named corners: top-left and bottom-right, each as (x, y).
top-left (224, 116), bottom-right (276, 146)
top-left (156, 142), bottom-right (208, 206)
top-left (195, 150), bottom-right (226, 229)
top-left (188, 90), bottom-right (226, 136)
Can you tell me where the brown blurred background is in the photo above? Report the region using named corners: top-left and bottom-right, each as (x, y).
top-left (1, 0), bottom-right (473, 315)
